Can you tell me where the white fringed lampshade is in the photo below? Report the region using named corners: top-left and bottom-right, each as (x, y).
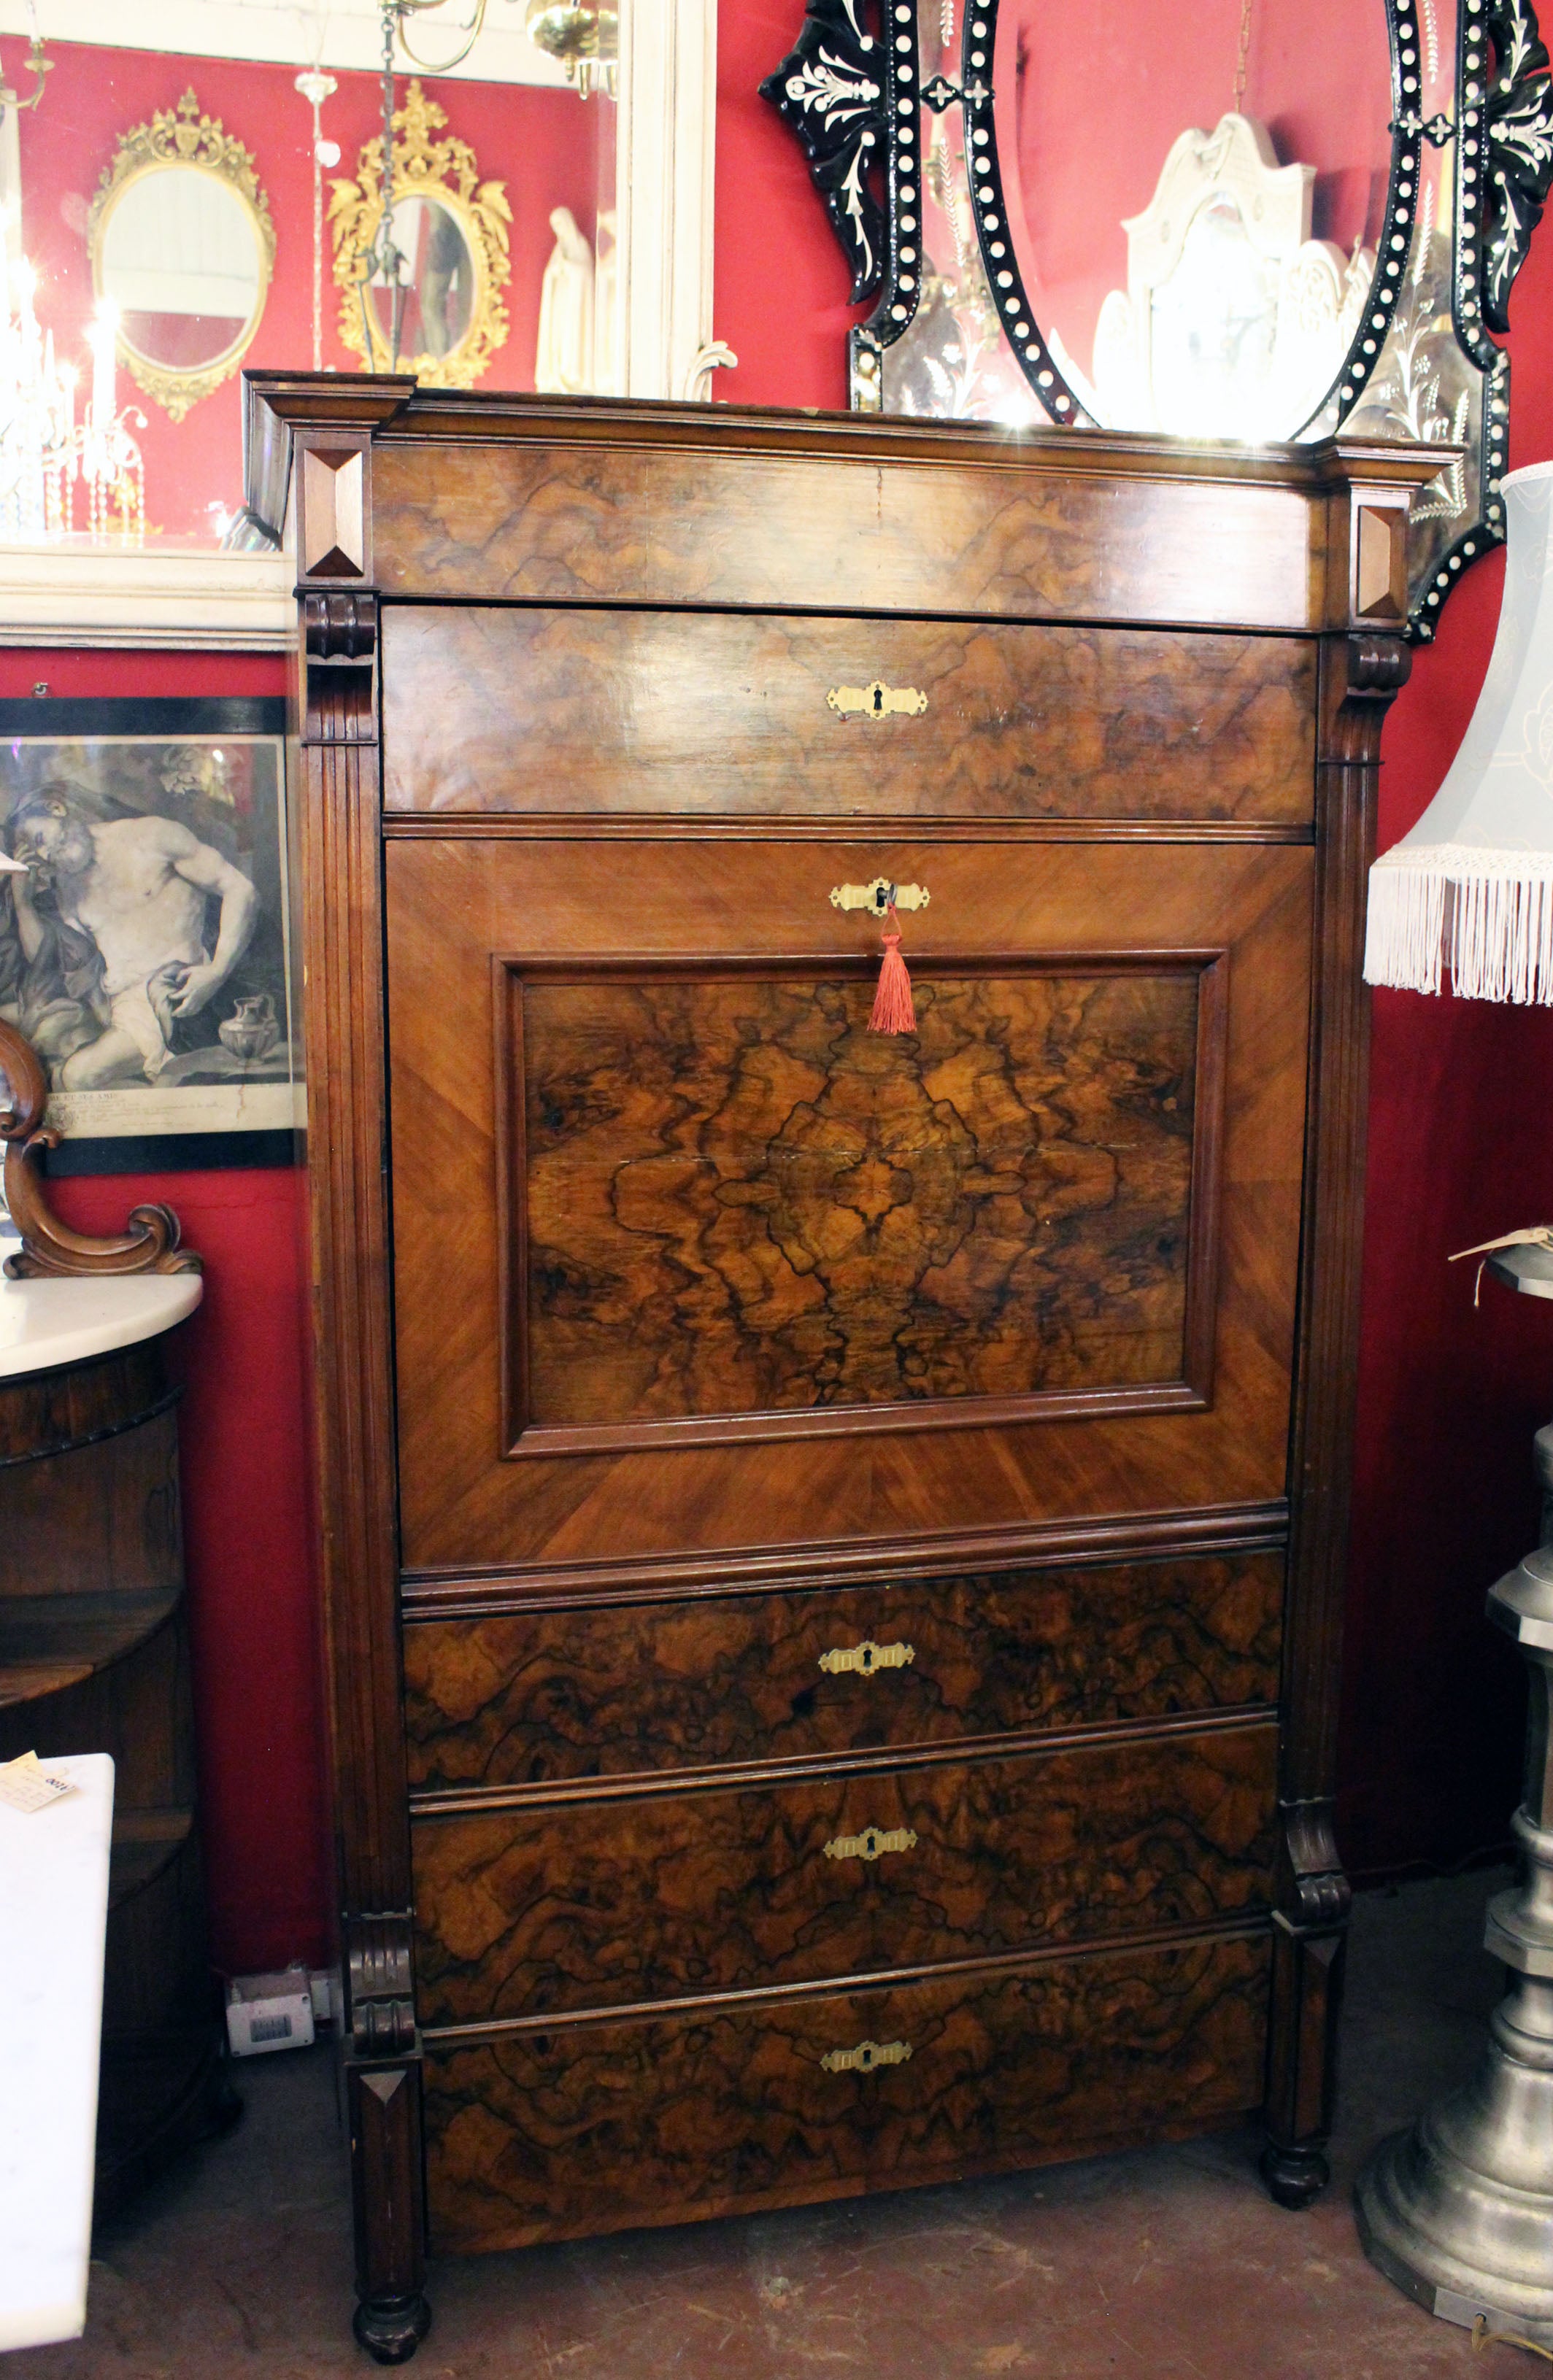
top-left (1365, 460), bottom-right (1553, 1004)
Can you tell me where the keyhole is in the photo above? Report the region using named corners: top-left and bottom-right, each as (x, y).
top-left (872, 684), bottom-right (884, 713)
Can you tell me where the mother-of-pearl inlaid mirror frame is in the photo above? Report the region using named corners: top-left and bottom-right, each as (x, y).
top-left (763, 0), bottom-right (1553, 638)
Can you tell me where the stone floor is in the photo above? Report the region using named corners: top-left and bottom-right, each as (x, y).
top-left (9, 1871), bottom-right (1542, 2379)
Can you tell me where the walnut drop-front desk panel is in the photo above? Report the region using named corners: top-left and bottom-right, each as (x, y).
top-left (255, 379), bottom-right (1436, 2355)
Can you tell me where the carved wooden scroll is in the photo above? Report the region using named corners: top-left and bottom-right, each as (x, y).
top-left (0, 1016), bottom-right (199, 1280)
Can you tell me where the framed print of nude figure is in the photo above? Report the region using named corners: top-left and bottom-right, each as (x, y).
top-left (0, 697), bottom-right (295, 1171)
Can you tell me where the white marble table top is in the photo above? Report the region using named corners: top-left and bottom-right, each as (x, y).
top-left (0, 1271), bottom-right (202, 1382)
top-left (0, 1753), bottom-right (115, 2352)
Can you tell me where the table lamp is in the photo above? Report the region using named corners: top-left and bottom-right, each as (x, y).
top-left (1356, 459), bottom-right (1553, 2346)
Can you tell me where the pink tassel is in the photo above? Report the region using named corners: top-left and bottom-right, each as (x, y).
top-left (868, 904), bottom-right (917, 1035)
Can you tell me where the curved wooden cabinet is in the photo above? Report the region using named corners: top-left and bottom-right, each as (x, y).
top-left (244, 376), bottom-right (1444, 2360)
top-left (0, 1334), bottom-right (231, 2213)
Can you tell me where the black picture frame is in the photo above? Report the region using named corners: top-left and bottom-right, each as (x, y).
top-left (0, 695), bottom-right (296, 1177)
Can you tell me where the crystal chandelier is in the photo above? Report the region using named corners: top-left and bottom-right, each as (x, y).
top-left (0, 229), bottom-right (144, 546)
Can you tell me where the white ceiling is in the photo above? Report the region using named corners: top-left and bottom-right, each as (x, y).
top-left (0, 0), bottom-right (572, 86)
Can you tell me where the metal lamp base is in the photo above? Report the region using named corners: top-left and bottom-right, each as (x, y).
top-left (1356, 1974), bottom-right (1553, 2341)
top-left (1355, 1496), bottom-right (1553, 2341)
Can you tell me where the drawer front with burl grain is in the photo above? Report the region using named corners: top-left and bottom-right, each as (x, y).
top-left (403, 1551), bottom-right (1283, 1793)
top-left (411, 1718), bottom-right (1276, 2025)
top-left (380, 606), bottom-right (1316, 825)
top-left (423, 1929), bottom-right (1271, 2252)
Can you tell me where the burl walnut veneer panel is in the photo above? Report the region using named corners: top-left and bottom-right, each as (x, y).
top-left (387, 838), bottom-right (1309, 1572)
top-left (369, 436), bottom-right (1324, 630)
top-left (401, 1550), bottom-right (1284, 1792)
top-left (412, 1720), bottom-right (1277, 2023)
top-left (423, 1931), bottom-right (1271, 2252)
top-left (381, 609), bottom-right (1317, 825)
top-left (511, 964), bottom-right (1211, 1448)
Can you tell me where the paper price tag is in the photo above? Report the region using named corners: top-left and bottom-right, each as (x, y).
top-left (0, 1750), bottom-right (77, 1813)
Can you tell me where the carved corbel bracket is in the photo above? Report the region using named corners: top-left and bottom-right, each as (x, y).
top-left (342, 1909), bottom-right (429, 2357)
top-left (304, 590), bottom-right (379, 746)
top-left (1316, 630), bottom-right (1414, 780)
top-left (1278, 1796), bottom-right (1353, 1934)
top-left (1262, 1796), bottom-right (1351, 2209)
top-left (345, 1910), bottom-right (417, 2058)
top-left (1344, 632), bottom-right (1414, 700)
top-left (0, 1016), bottom-right (199, 1280)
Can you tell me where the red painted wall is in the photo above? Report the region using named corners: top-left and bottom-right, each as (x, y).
top-left (12, 40), bottom-right (607, 538)
top-left (7, 3), bottom-right (1547, 1974)
top-left (0, 644), bottom-right (327, 1973)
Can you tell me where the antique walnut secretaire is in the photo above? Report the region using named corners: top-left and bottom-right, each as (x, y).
top-left (243, 374), bottom-right (1438, 2359)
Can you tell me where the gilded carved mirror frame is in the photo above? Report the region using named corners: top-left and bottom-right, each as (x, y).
top-left (763, 0), bottom-right (1553, 637)
top-left (328, 78), bottom-right (512, 388)
top-left (88, 89), bottom-right (275, 426)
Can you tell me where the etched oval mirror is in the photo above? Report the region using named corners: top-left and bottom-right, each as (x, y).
top-left (975, 0), bottom-right (1396, 441)
top-left (764, 0), bottom-right (1553, 635)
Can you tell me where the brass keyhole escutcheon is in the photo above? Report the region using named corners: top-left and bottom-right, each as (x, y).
top-left (821, 2037), bottom-right (912, 2074)
top-left (823, 1824), bottom-right (917, 1863)
top-left (817, 1637), bottom-right (916, 1676)
top-left (830, 878), bottom-right (930, 916)
top-left (827, 680), bottom-right (928, 720)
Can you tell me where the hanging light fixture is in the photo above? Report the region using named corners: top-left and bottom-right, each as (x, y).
top-left (523, 1), bottom-right (619, 96)
top-left (350, 1), bottom-right (413, 371)
top-left (378, 0), bottom-right (618, 96)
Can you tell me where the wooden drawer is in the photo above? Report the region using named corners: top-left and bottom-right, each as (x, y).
top-left (380, 607), bottom-right (1317, 824)
top-left (423, 1930), bottom-right (1271, 2252)
top-left (411, 1720), bottom-right (1276, 2024)
top-left (403, 1552), bottom-right (1283, 1791)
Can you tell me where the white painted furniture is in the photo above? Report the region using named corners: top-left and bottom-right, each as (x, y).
top-left (0, 1753), bottom-right (116, 2353)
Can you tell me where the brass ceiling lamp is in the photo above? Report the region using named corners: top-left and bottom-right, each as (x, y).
top-left (385, 0), bottom-right (619, 96)
top-left (523, 2), bottom-right (619, 97)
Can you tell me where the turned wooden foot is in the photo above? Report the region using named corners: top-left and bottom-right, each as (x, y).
top-left (1260, 2140), bottom-right (1331, 2209)
top-left (352, 2292), bottom-right (431, 2364)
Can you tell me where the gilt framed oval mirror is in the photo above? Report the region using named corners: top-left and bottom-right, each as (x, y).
top-left (764, 0), bottom-right (1553, 637)
top-left (88, 90), bottom-right (274, 425)
top-left (329, 79), bottom-right (512, 388)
